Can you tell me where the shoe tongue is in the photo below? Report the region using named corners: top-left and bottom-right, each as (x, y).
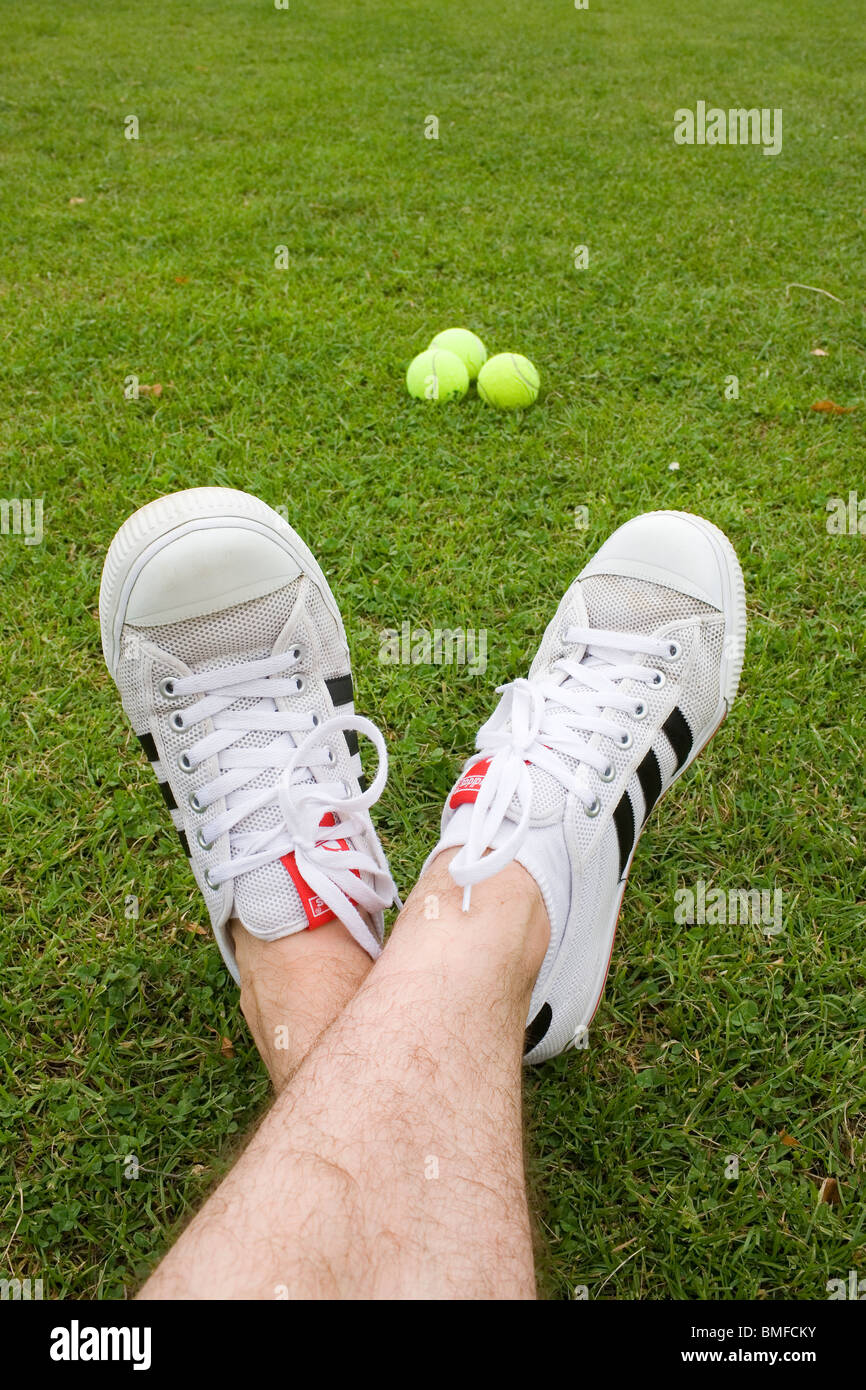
top-left (220, 665), bottom-right (318, 940)
top-left (515, 574), bottom-right (712, 819)
top-left (142, 581), bottom-right (315, 936)
top-left (140, 582), bottom-right (302, 665)
top-left (581, 572), bottom-right (711, 634)
top-left (518, 578), bottom-right (663, 820)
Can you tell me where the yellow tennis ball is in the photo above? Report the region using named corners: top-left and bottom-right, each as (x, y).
top-left (429, 328), bottom-right (488, 381)
top-left (406, 348), bottom-right (469, 402)
top-left (477, 353), bottom-right (540, 410)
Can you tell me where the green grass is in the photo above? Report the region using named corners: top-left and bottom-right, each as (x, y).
top-left (1, 0), bottom-right (864, 1300)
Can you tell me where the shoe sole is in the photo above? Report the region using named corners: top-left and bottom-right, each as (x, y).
top-left (526, 510), bottom-right (747, 1063)
top-left (99, 487), bottom-right (347, 677)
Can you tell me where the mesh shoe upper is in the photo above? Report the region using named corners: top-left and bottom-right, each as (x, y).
top-left (429, 511), bottom-right (745, 1063)
top-left (103, 489), bottom-right (399, 981)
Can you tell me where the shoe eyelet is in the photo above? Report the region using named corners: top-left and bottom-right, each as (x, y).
top-left (177, 751), bottom-right (194, 773)
top-left (311, 713), bottom-right (320, 727)
top-left (291, 645), bottom-right (303, 662)
top-left (189, 791), bottom-right (206, 813)
top-left (600, 764), bottom-right (615, 783)
top-left (158, 677), bottom-right (180, 700)
top-left (584, 796), bottom-right (601, 819)
top-left (170, 712), bottom-right (185, 731)
top-left (196, 827), bottom-right (216, 852)
top-left (665, 641), bottom-right (681, 660)
top-left (294, 677), bottom-right (305, 694)
top-left (619, 732), bottom-right (633, 749)
top-left (325, 746), bottom-right (335, 765)
top-left (633, 702), bottom-right (648, 720)
top-left (204, 867), bottom-right (220, 891)
top-left (650, 671), bottom-right (665, 688)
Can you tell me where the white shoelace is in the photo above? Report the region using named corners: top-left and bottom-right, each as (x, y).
top-left (448, 625), bottom-right (679, 910)
top-left (164, 650), bottom-right (398, 957)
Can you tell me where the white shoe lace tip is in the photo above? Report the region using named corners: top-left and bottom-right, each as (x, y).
top-left (461, 884), bottom-right (473, 913)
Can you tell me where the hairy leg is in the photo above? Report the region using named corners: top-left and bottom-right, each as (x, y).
top-left (233, 919), bottom-right (373, 1090)
top-left (140, 850), bottom-right (549, 1300)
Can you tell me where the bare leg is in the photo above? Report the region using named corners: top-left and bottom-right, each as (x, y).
top-left (233, 919), bottom-right (373, 1090)
top-left (140, 850), bottom-right (549, 1300)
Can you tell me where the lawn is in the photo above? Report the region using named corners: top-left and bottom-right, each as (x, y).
top-left (0, 0), bottom-right (863, 1300)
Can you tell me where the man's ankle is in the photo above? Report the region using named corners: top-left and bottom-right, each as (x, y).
top-left (233, 919), bottom-right (374, 1086)
top-left (396, 849), bottom-right (550, 987)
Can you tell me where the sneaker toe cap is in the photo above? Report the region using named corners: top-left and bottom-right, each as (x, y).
top-left (126, 525), bottom-right (303, 627)
top-left (579, 510), bottom-right (727, 609)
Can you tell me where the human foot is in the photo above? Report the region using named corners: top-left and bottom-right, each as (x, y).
top-left (427, 511), bottom-right (746, 1062)
top-left (99, 487), bottom-right (399, 980)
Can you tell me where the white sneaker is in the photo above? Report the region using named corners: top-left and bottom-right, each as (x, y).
top-left (99, 487), bottom-right (400, 981)
top-left (427, 511), bottom-right (746, 1063)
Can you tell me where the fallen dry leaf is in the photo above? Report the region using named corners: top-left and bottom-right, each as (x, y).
top-left (68, 196), bottom-right (86, 206)
top-left (810, 347), bottom-right (829, 357)
top-left (190, 1163), bottom-right (206, 1175)
top-left (183, 920), bottom-right (207, 936)
top-left (174, 275), bottom-right (189, 284)
top-left (811, 399), bottom-right (854, 414)
top-left (818, 1176), bottom-right (842, 1206)
top-left (779, 1130), bottom-right (800, 1148)
top-left (137, 383), bottom-right (163, 397)
top-left (220, 1036), bottom-right (235, 1058)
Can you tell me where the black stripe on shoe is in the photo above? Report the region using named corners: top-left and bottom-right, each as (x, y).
top-left (158, 780), bottom-right (177, 811)
top-left (343, 728), bottom-right (359, 758)
top-left (661, 706), bottom-right (693, 771)
top-left (136, 731), bottom-right (158, 762)
top-left (636, 748), bottom-right (662, 823)
top-left (177, 829), bottom-right (191, 857)
top-left (612, 790), bottom-right (636, 880)
top-left (326, 674), bottom-right (353, 708)
top-left (524, 1002), bottom-right (552, 1055)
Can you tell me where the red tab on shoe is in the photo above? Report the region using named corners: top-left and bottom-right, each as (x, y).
top-left (280, 813), bottom-right (358, 930)
top-left (449, 757), bottom-right (492, 809)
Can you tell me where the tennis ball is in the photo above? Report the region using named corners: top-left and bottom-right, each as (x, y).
top-left (406, 348), bottom-right (469, 402)
top-left (477, 353), bottom-right (540, 410)
top-left (429, 327), bottom-right (487, 381)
